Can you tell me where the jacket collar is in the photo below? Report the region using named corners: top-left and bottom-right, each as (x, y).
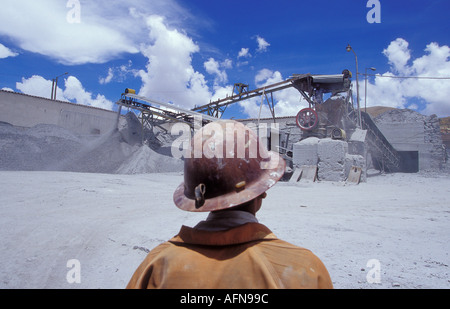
top-left (193, 210), bottom-right (259, 232)
top-left (169, 222), bottom-right (278, 246)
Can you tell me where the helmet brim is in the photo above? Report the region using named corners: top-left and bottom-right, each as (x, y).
top-left (173, 151), bottom-right (286, 212)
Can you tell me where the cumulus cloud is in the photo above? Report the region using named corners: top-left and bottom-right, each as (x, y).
top-left (0, 43), bottom-right (18, 59)
top-left (204, 58), bottom-right (229, 85)
top-left (238, 48), bottom-right (251, 58)
top-left (238, 69), bottom-right (306, 118)
top-left (0, 0), bottom-right (196, 65)
top-left (256, 36), bottom-right (270, 52)
top-left (136, 15), bottom-right (213, 109)
top-left (15, 75), bottom-right (114, 110)
top-left (221, 59), bottom-right (233, 69)
top-left (16, 75), bottom-right (62, 100)
top-left (64, 76), bottom-right (114, 109)
top-left (364, 38), bottom-right (450, 117)
top-left (255, 69), bottom-right (276, 85)
top-left (241, 38), bottom-right (450, 119)
top-left (99, 68), bottom-right (114, 85)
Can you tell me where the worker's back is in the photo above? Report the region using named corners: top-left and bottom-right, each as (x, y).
top-left (126, 223), bottom-right (333, 289)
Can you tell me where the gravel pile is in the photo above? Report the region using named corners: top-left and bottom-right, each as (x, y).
top-left (0, 113), bottom-right (183, 174)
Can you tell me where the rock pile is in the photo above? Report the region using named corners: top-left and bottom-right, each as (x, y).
top-left (0, 113), bottom-right (183, 174)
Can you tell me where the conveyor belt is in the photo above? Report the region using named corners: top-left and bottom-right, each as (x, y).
top-left (360, 111), bottom-right (401, 172)
top-left (117, 93), bottom-right (218, 128)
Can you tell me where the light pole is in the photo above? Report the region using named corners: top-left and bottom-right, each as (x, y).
top-left (346, 44), bottom-right (361, 128)
top-left (51, 72), bottom-right (68, 100)
top-left (365, 67), bottom-right (376, 113)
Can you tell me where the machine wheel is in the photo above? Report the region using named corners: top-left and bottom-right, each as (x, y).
top-left (296, 108), bottom-right (318, 131)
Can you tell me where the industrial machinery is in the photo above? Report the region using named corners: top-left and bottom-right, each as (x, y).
top-left (116, 88), bottom-right (217, 132)
top-left (117, 69), bottom-right (401, 173)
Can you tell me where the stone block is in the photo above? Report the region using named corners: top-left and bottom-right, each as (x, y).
top-left (316, 138), bottom-right (348, 181)
top-left (344, 154), bottom-right (366, 182)
top-left (292, 137), bottom-right (319, 167)
top-left (317, 138), bottom-right (348, 162)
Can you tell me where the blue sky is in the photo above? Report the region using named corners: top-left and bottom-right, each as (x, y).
top-left (0, 0), bottom-right (449, 118)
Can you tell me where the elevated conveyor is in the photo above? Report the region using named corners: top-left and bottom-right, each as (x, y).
top-left (116, 91), bottom-right (218, 129)
top-left (117, 71), bottom-right (402, 174)
top-left (360, 111), bottom-right (401, 172)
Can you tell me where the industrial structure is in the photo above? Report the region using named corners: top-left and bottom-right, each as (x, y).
top-left (1, 68), bottom-right (446, 180)
top-left (116, 69), bottom-right (417, 182)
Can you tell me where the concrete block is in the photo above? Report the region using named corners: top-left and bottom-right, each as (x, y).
top-left (317, 138), bottom-right (348, 182)
top-left (317, 138), bottom-right (348, 162)
top-left (350, 128), bottom-right (367, 142)
top-left (317, 160), bottom-right (345, 181)
top-left (344, 154), bottom-right (366, 182)
top-left (292, 137), bottom-right (319, 167)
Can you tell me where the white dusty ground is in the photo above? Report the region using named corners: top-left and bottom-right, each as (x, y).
top-left (0, 170), bottom-right (449, 289)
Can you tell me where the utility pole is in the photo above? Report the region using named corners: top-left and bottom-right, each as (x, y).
top-left (365, 67), bottom-right (376, 113)
top-left (346, 44), bottom-right (361, 128)
top-left (51, 72), bottom-right (68, 100)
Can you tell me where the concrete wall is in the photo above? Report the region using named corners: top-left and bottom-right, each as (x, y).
top-left (374, 109), bottom-right (445, 171)
top-left (0, 90), bottom-right (118, 136)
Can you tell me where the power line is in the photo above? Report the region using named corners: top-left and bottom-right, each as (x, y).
top-left (359, 73), bottom-right (450, 80)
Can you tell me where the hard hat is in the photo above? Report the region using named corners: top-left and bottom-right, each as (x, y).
top-left (173, 120), bottom-right (286, 212)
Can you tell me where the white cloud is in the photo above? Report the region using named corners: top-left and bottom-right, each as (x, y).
top-left (210, 84), bottom-right (233, 102)
top-left (0, 43), bottom-right (18, 59)
top-left (16, 75), bottom-right (63, 100)
top-left (99, 60), bottom-right (137, 85)
top-left (382, 38), bottom-right (411, 74)
top-left (239, 69), bottom-right (306, 118)
top-left (99, 68), bottom-right (114, 85)
top-left (256, 36), bottom-right (270, 52)
top-left (221, 59), bottom-right (233, 69)
top-left (364, 38), bottom-right (450, 117)
top-left (255, 69), bottom-right (275, 86)
top-left (15, 75), bottom-right (114, 110)
top-left (136, 15), bottom-right (213, 109)
top-left (238, 48), bottom-right (251, 58)
top-left (204, 58), bottom-right (229, 85)
top-left (0, 0), bottom-right (196, 65)
top-left (0, 0), bottom-right (140, 65)
top-left (64, 76), bottom-right (114, 109)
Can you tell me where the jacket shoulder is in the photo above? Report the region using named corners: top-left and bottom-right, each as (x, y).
top-left (126, 242), bottom-right (173, 289)
top-left (255, 239), bottom-right (333, 289)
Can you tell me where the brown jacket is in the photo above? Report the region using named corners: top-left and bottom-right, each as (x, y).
top-left (127, 222), bottom-right (333, 289)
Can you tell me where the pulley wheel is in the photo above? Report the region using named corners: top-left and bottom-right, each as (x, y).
top-left (296, 108), bottom-right (318, 131)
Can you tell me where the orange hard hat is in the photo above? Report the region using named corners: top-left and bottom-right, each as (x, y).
top-left (173, 120), bottom-right (285, 212)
